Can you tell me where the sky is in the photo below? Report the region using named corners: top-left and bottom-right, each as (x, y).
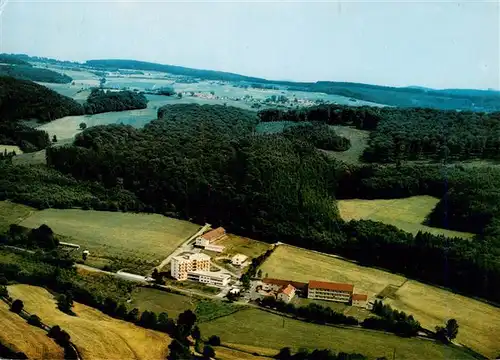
top-left (1, 0), bottom-right (499, 89)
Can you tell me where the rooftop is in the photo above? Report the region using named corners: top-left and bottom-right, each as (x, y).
top-left (201, 227), bottom-right (226, 241)
top-left (352, 293), bottom-right (368, 301)
top-left (308, 280), bottom-right (354, 293)
top-left (173, 253), bottom-right (210, 262)
top-left (189, 270), bottom-right (231, 280)
top-left (279, 284), bottom-right (296, 296)
top-left (232, 254), bottom-right (248, 261)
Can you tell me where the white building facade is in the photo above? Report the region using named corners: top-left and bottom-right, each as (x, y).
top-left (187, 270), bottom-right (231, 287)
top-left (171, 253), bottom-right (211, 280)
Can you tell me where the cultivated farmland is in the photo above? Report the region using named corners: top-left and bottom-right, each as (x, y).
top-left (259, 244), bottom-right (406, 299)
top-left (20, 209), bottom-right (200, 272)
top-left (384, 280), bottom-right (500, 359)
top-left (199, 308), bottom-right (475, 360)
top-left (0, 299), bottom-right (64, 359)
top-left (7, 284), bottom-right (170, 360)
top-left (338, 195), bottom-right (475, 239)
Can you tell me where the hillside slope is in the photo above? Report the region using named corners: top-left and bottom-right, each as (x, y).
top-left (8, 284), bottom-right (170, 360)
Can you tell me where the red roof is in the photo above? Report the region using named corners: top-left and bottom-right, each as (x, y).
top-left (308, 280), bottom-right (354, 293)
top-left (201, 227), bottom-right (226, 241)
top-left (279, 284), bottom-right (296, 296)
top-left (352, 293), bottom-right (368, 301)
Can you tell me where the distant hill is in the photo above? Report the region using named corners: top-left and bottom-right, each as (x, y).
top-left (0, 77), bottom-right (84, 152)
top-left (0, 64), bottom-right (72, 84)
top-left (0, 54), bottom-right (31, 66)
top-left (86, 58), bottom-right (500, 112)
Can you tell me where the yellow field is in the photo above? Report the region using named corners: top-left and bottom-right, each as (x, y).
top-left (338, 196), bottom-right (474, 239)
top-left (212, 234), bottom-right (271, 258)
top-left (260, 244), bottom-right (406, 299)
top-left (0, 300), bottom-right (64, 359)
top-left (0, 145), bottom-right (23, 155)
top-left (199, 308), bottom-right (475, 360)
top-left (0, 200), bottom-right (36, 233)
top-left (7, 284), bottom-right (170, 360)
top-left (385, 280), bottom-right (500, 359)
top-left (260, 245), bottom-right (499, 358)
top-left (20, 209), bottom-right (200, 263)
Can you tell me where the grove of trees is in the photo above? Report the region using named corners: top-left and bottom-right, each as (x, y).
top-left (83, 88), bottom-right (148, 114)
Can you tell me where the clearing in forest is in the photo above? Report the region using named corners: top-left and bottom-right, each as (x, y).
top-left (259, 244), bottom-right (406, 299)
top-left (198, 308), bottom-right (476, 360)
top-left (323, 125), bottom-right (370, 164)
top-left (7, 284), bottom-right (170, 360)
top-left (20, 209), bottom-right (200, 266)
top-left (337, 195), bottom-right (474, 239)
top-left (384, 280), bottom-right (500, 359)
top-left (0, 299), bottom-right (64, 359)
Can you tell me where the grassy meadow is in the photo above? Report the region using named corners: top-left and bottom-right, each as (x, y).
top-left (211, 234), bottom-right (271, 259)
top-left (0, 201), bottom-right (35, 233)
top-left (19, 208), bottom-right (200, 273)
top-left (199, 308), bottom-right (475, 360)
top-left (260, 244), bottom-right (499, 358)
top-left (130, 287), bottom-right (197, 318)
top-left (384, 280), bottom-right (500, 359)
top-left (337, 195), bottom-right (475, 239)
top-left (0, 145), bottom-right (23, 155)
top-left (0, 299), bottom-right (64, 359)
top-left (324, 125), bottom-right (370, 164)
top-left (7, 284), bottom-right (170, 360)
top-left (260, 244), bottom-right (406, 299)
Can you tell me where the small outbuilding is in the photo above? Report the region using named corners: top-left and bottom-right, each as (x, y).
top-left (352, 293), bottom-right (368, 308)
top-left (231, 254), bottom-right (248, 267)
top-left (277, 284), bottom-right (296, 303)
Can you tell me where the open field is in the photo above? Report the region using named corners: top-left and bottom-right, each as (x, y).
top-left (130, 287), bottom-right (196, 318)
top-left (199, 308), bottom-right (475, 360)
top-left (214, 346), bottom-right (273, 360)
top-left (338, 195), bottom-right (475, 239)
top-left (0, 145), bottom-right (23, 155)
top-left (385, 280), bottom-right (500, 359)
top-left (0, 299), bottom-right (64, 359)
top-left (20, 209), bottom-right (200, 269)
top-left (211, 234), bottom-right (271, 258)
top-left (325, 125), bottom-right (370, 164)
top-left (11, 149), bottom-right (47, 165)
top-left (0, 201), bottom-right (36, 233)
top-left (260, 244), bottom-right (499, 358)
top-left (7, 284), bottom-right (170, 360)
top-left (260, 244), bottom-right (406, 299)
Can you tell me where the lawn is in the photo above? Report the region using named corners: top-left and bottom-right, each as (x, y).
top-left (385, 280), bottom-right (500, 359)
top-left (0, 299), bottom-right (64, 359)
top-left (211, 234), bottom-right (271, 258)
top-left (20, 209), bottom-right (200, 273)
top-left (214, 345), bottom-right (272, 360)
top-left (194, 299), bottom-right (245, 323)
top-left (0, 200), bottom-right (36, 233)
top-left (130, 287), bottom-right (196, 318)
top-left (337, 195), bottom-right (475, 239)
top-left (259, 244), bottom-right (406, 299)
top-left (7, 284), bottom-right (170, 360)
top-left (198, 308), bottom-right (475, 360)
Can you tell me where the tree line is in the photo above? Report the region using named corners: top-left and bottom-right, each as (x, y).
top-left (282, 122), bottom-right (351, 152)
top-left (0, 64), bottom-right (72, 84)
top-left (83, 88), bottom-right (148, 114)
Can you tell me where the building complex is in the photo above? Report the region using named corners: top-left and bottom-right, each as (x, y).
top-left (195, 227), bottom-right (226, 253)
top-left (171, 253), bottom-right (210, 280)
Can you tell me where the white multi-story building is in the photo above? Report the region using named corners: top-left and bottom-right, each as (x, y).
top-left (187, 270), bottom-right (231, 287)
top-left (171, 253), bottom-right (211, 280)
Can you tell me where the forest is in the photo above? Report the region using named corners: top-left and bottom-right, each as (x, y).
top-left (259, 105), bottom-right (500, 162)
top-left (0, 64), bottom-right (72, 83)
top-left (39, 103), bottom-right (500, 304)
top-left (282, 122), bottom-right (351, 151)
top-left (83, 88), bottom-right (148, 114)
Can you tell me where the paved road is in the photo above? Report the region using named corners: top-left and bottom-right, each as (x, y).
top-left (156, 223), bottom-right (211, 272)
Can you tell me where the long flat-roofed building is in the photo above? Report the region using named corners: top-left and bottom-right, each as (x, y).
top-left (307, 280), bottom-right (354, 303)
top-left (187, 270), bottom-right (231, 287)
top-left (195, 227), bottom-right (226, 247)
top-left (171, 253), bottom-right (211, 280)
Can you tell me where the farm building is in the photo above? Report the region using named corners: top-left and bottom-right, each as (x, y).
top-left (307, 280), bottom-right (354, 303)
top-left (231, 254), bottom-right (248, 266)
top-left (187, 270), bottom-right (230, 287)
top-left (204, 244), bottom-right (225, 253)
top-left (352, 293), bottom-right (368, 308)
top-left (171, 253), bottom-right (211, 280)
top-left (277, 284), bottom-right (296, 303)
top-left (262, 278), bottom-right (308, 295)
top-left (195, 227), bottom-right (226, 246)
